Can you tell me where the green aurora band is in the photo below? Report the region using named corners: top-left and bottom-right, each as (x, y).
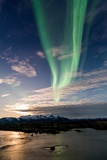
top-left (32, 0), bottom-right (88, 101)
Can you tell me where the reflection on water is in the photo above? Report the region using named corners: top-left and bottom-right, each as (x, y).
top-left (0, 129), bottom-right (107, 160)
top-left (0, 131), bottom-right (30, 146)
top-left (0, 131), bottom-right (32, 160)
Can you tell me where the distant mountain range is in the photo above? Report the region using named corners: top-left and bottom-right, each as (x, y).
top-left (0, 115), bottom-right (70, 124)
top-left (0, 115), bottom-right (107, 132)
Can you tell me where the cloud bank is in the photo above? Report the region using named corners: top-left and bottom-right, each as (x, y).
top-left (0, 76), bottom-right (20, 86)
top-left (5, 68), bottom-right (107, 115)
top-left (11, 60), bottom-right (36, 77)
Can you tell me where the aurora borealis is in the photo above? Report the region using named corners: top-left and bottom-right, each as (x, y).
top-left (32, 0), bottom-right (88, 101)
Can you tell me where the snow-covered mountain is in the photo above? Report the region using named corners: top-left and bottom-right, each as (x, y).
top-left (0, 117), bottom-right (19, 123)
top-left (19, 114), bottom-right (62, 120)
top-left (0, 115), bottom-right (70, 124)
top-left (18, 114), bottom-right (70, 122)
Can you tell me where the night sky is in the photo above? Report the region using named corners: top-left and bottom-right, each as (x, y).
top-left (0, 0), bottom-right (107, 118)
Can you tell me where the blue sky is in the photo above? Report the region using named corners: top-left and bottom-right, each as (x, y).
top-left (0, 0), bottom-right (107, 118)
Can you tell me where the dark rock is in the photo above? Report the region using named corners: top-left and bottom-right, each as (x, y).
top-left (50, 146), bottom-right (55, 151)
top-left (74, 129), bottom-right (82, 132)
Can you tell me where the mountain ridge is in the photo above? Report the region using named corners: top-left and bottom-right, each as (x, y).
top-left (0, 115), bottom-right (70, 124)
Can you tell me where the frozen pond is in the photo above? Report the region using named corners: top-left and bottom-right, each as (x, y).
top-left (0, 128), bottom-right (107, 160)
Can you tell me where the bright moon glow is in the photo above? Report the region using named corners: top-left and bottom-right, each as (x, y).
top-left (13, 103), bottom-right (30, 115)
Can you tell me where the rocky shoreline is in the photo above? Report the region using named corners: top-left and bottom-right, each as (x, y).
top-left (0, 118), bottom-right (107, 134)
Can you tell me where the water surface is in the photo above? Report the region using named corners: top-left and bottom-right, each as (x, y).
top-left (0, 129), bottom-right (107, 160)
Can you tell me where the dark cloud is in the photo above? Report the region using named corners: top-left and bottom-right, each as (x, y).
top-left (13, 103), bottom-right (107, 119)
